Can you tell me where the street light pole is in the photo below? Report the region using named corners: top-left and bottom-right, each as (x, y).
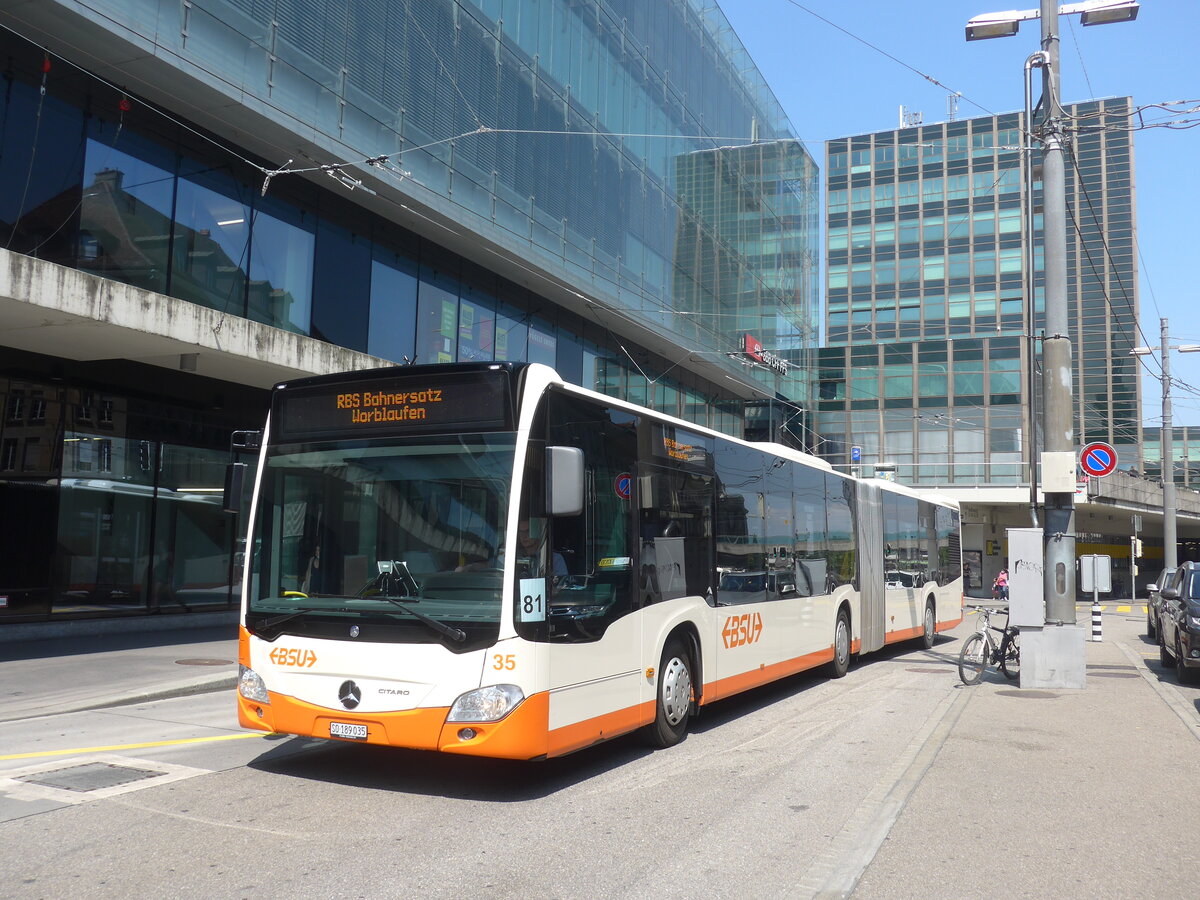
top-left (1037, 0), bottom-right (1077, 626)
top-left (968, 0), bottom-right (1139, 685)
top-left (1131, 327), bottom-right (1200, 571)
top-left (1161, 318), bottom-right (1177, 571)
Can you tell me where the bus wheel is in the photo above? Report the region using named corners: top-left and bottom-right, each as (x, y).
top-left (830, 609), bottom-right (851, 678)
top-left (920, 601), bottom-right (936, 649)
top-left (647, 639), bottom-right (693, 747)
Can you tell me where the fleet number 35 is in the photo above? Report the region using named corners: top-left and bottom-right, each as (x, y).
top-left (492, 654), bottom-right (517, 671)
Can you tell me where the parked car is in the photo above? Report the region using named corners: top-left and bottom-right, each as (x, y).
top-left (1146, 566), bottom-right (1176, 641)
top-left (1157, 561), bottom-right (1200, 684)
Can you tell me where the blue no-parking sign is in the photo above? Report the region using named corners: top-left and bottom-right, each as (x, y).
top-left (1079, 441), bottom-right (1118, 478)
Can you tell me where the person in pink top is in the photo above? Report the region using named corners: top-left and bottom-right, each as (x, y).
top-left (993, 568), bottom-right (1009, 600)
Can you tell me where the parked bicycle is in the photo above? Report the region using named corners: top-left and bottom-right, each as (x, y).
top-left (957, 604), bottom-right (1020, 684)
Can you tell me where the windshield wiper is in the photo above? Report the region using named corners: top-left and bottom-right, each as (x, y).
top-left (254, 606), bottom-right (353, 640)
top-left (369, 594), bottom-right (467, 643)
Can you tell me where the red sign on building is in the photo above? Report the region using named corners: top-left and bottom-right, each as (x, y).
top-left (742, 334), bottom-right (788, 375)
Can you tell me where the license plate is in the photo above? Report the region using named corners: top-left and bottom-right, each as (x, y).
top-left (329, 721), bottom-right (368, 741)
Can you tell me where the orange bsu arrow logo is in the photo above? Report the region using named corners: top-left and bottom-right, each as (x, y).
top-left (269, 647), bottom-right (318, 668)
top-left (722, 613), bottom-right (764, 649)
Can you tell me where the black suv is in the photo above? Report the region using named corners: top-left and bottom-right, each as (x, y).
top-left (1147, 566), bottom-right (1176, 641)
top-left (1158, 561), bottom-right (1200, 684)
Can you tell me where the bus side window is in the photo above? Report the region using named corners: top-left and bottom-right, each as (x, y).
top-left (639, 465), bottom-right (713, 606)
top-left (714, 440), bottom-right (766, 606)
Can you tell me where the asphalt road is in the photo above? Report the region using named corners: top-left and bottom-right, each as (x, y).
top-left (0, 633), bottom-right (969, 898)
top-left (1, 610), bottom-right (1196, 899)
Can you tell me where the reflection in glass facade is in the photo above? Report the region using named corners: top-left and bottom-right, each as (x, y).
top-left (819, 101), bottom-right (1139, 484)
top-left (2, 1), bottom-right (817, 411)
top-left (0, 370), bottom-right (260, 619)
top-left (0, 3), bottom-right (818, 622)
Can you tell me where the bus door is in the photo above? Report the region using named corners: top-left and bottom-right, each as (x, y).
top-left (855, 482), bottom-right (886, 653)
top-left (538, 391), bottom-right (642, 737)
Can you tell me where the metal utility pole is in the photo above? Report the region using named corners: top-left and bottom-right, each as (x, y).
top-left (1161, 318), bottom-right (1177, 570)
top-left (1038, 0), bottom-right (1076, 626)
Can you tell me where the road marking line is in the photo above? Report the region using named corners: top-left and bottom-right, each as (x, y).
top-left (0, 732), bottom-right (274, 761)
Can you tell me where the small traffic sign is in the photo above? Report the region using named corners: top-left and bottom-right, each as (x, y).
top-left (851, 445), bottom-right (861, 463)
top-left (1079, 441), bottom-right (1118, 478)
top-left (613, 472), bottom-right (632, 500)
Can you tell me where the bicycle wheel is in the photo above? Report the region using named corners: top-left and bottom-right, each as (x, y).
top-left (1000, 630), bottom-right (1021, 681)
top-left (958, 633), bottom-right (989, 685)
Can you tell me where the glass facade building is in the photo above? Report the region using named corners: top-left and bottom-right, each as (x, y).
top-left (818, 100), bottom-right (1140, 485)
top-left (0, 1), bottom-right (818, 623)
top-left (1143, 427), bottom-right (1200, 487)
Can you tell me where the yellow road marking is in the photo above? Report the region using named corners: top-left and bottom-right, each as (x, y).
top-left (1117, 605), bottom-right (1132, 612)
top-left (0, 732), bottom-right (275, 761)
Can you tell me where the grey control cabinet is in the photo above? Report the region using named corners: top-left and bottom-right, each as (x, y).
top-left (1007, 527), bottom-right (1045, 627)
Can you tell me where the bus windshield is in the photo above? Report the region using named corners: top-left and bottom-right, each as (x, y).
top-left (246, 432), bottom-right (517, 648)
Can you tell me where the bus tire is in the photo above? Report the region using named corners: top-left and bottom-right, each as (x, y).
top-left (830, 608), bottom-right (851, 678)
top-left (920, 600), bottom-right (936, 649)
top-left (646, 639), bottom-right (693, 748)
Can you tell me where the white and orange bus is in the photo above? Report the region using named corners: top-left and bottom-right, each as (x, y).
top-left (232, 362), bottom-right (962, 759)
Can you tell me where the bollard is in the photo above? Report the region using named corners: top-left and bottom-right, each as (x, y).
top-left (1091, 601), bottom-right (1103, 642)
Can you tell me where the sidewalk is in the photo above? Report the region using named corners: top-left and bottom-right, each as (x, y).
top-left (854, 607), bottom-right (1200, 898)
top-left (0, 623), bottom-right (239, 723)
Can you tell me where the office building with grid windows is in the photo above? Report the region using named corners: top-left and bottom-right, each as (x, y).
top-left (0, 0), bottom-right (818, 627)
top-left (816, 101), bottom-right (1149, 593)
top-left (818, 100), bottom-right (1140, 487)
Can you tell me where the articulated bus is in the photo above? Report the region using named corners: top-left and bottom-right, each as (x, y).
top-left (232, 362), bottom-right (962, 759)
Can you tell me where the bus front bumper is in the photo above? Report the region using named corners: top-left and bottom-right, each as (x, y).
top-left (237, 690), bottom-right (552, 760)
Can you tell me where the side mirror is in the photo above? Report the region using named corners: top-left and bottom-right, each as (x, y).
top-left (546, 446), bottom-right (584, 516)
top-left (223, 462), bottom-right (247, 514)
top-left (1161, 585), bottom-right (1179, 601)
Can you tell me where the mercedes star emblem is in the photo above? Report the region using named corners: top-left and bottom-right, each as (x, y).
top-left (338, 680), bottom-right (362, 710)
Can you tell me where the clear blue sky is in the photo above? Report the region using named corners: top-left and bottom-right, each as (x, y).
top-left (720, 0), bottom-right (1200, 427)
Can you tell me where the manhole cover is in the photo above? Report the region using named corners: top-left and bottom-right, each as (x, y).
top-left (18, 762), bottom-right (160, 793)
top-left (175, 658), bottom-right (235, 666)
top-left (996, 690), bottom-right (1059, 699)
top-left (905, 667), bottom-right (947, 674)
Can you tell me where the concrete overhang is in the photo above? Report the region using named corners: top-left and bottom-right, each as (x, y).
top-left (0, 249), bottom-right (387, 388)
top-left (939, 472), bottom-right (1200, 537)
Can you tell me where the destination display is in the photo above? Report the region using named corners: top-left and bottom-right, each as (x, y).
top-left (275, 370), bottom-right (511, 439)
top-left (649, 423), bottom-right (712, 468)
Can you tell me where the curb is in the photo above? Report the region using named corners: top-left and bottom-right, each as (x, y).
top-left (0, 611), bottom-right (237, 644)
top-left (0, 672), bottom-right (238, 724)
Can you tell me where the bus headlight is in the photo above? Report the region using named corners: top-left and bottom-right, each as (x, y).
top-left (446, 684), bottom-right (524, 722)
top-left (1187, 615), bottom-right (1200, 631)
top-left (238, 665), bottom-right (270, 703)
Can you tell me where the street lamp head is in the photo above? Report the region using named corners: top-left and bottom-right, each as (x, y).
top-left (966, 18), bottom-right (1021, 40)
top-left (1129, 347), bottom-right (1153, 356)
top-left (965, 1), bottom-right (1140, 41)
top-left (1078, 0), bottom-right (1139, 26)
